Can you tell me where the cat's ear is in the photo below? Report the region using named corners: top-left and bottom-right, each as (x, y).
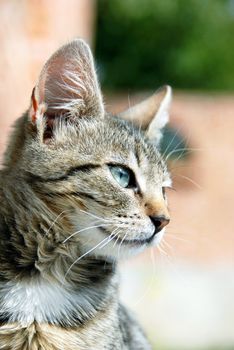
top-left (119, 86), bottom-right (172, 145)
top-left (29, 39), bottom-right (104, 140)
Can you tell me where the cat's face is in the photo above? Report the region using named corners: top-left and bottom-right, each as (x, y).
top-left (71, 116), bottom-right (171, 259)
top-left (16, 40), bottom-right (172, 260)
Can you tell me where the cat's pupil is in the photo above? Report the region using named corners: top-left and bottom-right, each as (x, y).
top-left (109, 166), bottom-right (130, 188)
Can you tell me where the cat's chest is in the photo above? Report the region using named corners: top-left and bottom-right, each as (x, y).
top-left (0, 279), bottom-right (122, 349)
top-left (0, 279), bottom-right (86, 325)
top-left (0, 277), bottom-right (114, 328)
top-left (0, 315), bottom-right (123, 350)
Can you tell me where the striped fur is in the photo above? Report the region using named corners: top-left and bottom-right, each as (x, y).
top-left (0, 39), bottom-right (172, 349)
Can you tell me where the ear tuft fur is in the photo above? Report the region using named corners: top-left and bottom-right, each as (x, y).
top-left (146, 85), bottom-right (172, 143)
top-left (119, 85), bottom-right (172, 145)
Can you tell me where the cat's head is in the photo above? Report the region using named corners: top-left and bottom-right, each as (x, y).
top-left (6, 39), bottom-right (172, 260)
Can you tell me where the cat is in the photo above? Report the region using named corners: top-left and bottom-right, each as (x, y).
top-left (0, 39), bottom-right (172, 350)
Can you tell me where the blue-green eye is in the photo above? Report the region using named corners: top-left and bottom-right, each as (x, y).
top-left (109, 166), bottom-right (133, 188)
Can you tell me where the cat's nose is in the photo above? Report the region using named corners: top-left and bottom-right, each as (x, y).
top-left (149, 215), bottom-right (170, 233)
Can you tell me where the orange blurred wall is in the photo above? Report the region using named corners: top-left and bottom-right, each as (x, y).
top-left (0, 0), bottom-right (95, 157)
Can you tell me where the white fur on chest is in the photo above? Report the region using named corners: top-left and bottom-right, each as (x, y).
top-left (0, 279), bottom-right (89, 326)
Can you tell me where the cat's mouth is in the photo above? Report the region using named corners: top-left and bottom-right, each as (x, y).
top-left (99, 227), bottom-right (157, 246)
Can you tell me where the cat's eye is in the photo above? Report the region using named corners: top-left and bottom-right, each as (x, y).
top-left (109, 165), bottom-right (136, 189)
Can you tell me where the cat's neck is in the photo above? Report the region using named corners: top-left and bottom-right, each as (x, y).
top-left (0, 260), bottom-right (117, 327)
top-left (0, 212), bottom-right (118, 327)
top-left (0, 178), bottom-right (118, 327)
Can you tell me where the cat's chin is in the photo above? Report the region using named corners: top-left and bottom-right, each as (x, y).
top-left (78, 227), bottom-right (165, 261)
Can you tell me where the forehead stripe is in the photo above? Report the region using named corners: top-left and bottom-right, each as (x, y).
top-left (25, 164), bottom-right (100, 183)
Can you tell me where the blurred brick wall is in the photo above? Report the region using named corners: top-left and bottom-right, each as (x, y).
top-left (0, 0), bottom-right (95, 157)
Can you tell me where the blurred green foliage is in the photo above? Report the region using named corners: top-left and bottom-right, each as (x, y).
top-left (96, 0), bottom-right (234, 91)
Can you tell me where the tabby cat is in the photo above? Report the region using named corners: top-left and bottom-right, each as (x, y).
top-left (0, 39), bottom-right (172, 349)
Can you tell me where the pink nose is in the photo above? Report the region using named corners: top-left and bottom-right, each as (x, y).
top-left (149, 215), bottom-right (170, 232)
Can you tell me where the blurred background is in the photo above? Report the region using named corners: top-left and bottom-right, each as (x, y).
top-left (0, 1), bottom-right (234, 349)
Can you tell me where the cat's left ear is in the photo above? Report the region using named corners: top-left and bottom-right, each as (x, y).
top-left (119, 86), bottom-right (172, 145)
top-left (29, 39), bottom-right (104, 140)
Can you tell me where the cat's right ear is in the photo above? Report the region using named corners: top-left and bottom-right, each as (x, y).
top-left (119, 86), bottom-right (172, 145)
top-left (29, 39), bottom-right (104, 141)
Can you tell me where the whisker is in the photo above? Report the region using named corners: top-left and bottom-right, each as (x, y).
top-left (117, 231), bottom-right (129, 258)
top-left (157, 242), bottom-right (171, 260)
top-left (113, 235), bottom-right (120, 248)
top-left (46, 209), bottom-right (71, 236)
top-left (98, 228), bottom-right (120, 249)
top-left (98, 231), bottom-right (120, 252)
top-left (79, 209), bottom-right (115, 223)
top-left (62, 223), bottom-right (114, 244)
top-left (169, 164), bottom-right (203, 172)
top-left (160, 238), bottom-right (175, 256)
top-left (172, 173), bottom-right (202, 190)
top-left (165, 147), bottom-right (202, 162)
top-left (64, 230), bottom-right (119, 281)
top-left (64, 236), bottom-right (111, 281)
top-left (162, 127), bottom-right (183, 159)
top-left (164, 126), bottom-right (195, 163)
top-left (166, 233), bottom-right (191, 244)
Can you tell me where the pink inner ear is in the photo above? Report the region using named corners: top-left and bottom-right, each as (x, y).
top-left (43, 115), bottom-right (56, 143)
top-left (29, 85), bottom-right (47, 125)
top-left (30, 87), bottom-right (38, 124)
